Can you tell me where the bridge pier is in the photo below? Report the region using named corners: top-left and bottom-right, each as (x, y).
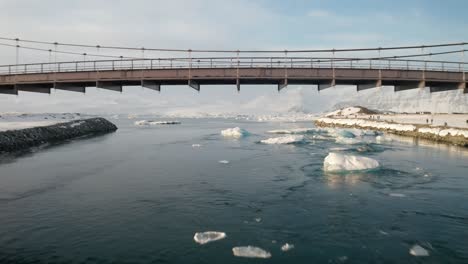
top-left (141, 80), bottom-right (161, 92)
top-left (393, 81), bottom-right (425, 92)
top-left (357, 80), bottom-right (382, 92)
top-left (54, 82), bottom-right (87, 93)
top-left (0, 84), bottom-right (17, 95)
top-left (188, 80), bottom-right (200, 91)
top-left (318, 80), bottom-right (335, 91)
top-left (278, 79), bottom-right (288, 92)
top-left (96, 81), bottom-right (123, 93)
top-left (16, 83), bottom-right (52, 94)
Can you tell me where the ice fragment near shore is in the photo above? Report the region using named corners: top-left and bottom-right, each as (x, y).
top-left (193, 231), bottom-right (226, 245)
top-left (260, 135), bottom-right (304, 144)
top-left (232, 246), bottom-right (271, 258)
top-left (221, 127), bottom-right (249, 138)
top-left (324, 153), bottom-right (379, 171)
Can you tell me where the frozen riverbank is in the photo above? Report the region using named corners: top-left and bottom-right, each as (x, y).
top-left (315, 117), bottom-right (468, 147)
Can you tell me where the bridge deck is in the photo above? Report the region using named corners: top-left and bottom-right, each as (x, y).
top-left (0, 67), bottom-right (466, 94)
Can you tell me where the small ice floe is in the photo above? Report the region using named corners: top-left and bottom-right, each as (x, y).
top-left (409, 244), bottom-right (429, 257)
top-left (254, 217), bottom-right (262, 223)
top-left (192, 144), bottom-right (202, 148)
top-left (218, 160), bottom-right (230, 164)
top-left (221, 127), bottom-right (249, 138)
top-left (329, 147), bottom-right (350, 151)
top-left (193, 231), bottom-right (226, 245)
top-left (336, 137), bottom-right (361, 145)
top-left (267, 128), bottom-right (320, 134)
top-left (389, 193), bottom-right (406, 198)
top-left (323, 153), bottom-right (380, 172)
top-left (379, 230), bottom-right (389, 236)
top-left (260, 135), bottom-right (304, 145)
top-left (376, 135), bottom-right (393, 143)
top-left (134, 120), bottom-right (181, 126)
top-left (232, 246), bottom-right (272, 258)
top-left (281, 243), bottom-right (294, 252)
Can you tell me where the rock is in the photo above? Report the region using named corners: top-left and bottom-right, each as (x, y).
top-left (0, 118), bottom-right (117, 153)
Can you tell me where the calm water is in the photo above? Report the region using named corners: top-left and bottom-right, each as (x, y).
top-left (0, 118), bottom-right (467, 263)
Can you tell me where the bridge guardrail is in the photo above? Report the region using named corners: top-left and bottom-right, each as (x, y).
top-left (0, 57), bottom-right (466, 75)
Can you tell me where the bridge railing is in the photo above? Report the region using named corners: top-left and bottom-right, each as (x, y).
top-left (0, 57), bottom-right (466, 75)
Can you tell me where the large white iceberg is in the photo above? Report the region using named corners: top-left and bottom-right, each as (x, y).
top-left (260, 135), bottom-right (304, 144)
top-left (232, 246), bottom-right (272, 258)
top-left (193, 231), bottom-right (226, 245)
top-left (323, 153), bottom-right (380, 172)
top-left (221, 127), bottom-right (249, 138)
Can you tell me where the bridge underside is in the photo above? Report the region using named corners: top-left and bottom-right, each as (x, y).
top-left (0, 68), bottom-right (466, 94)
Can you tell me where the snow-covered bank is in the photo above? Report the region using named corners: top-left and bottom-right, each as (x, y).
top-left (315, 117), bottom-right (468, 147)
top-left (0, 113), bottom-right (83, 132)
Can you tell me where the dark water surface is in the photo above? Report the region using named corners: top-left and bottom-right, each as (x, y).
top-left (0, 118), bottom-right (467, 263)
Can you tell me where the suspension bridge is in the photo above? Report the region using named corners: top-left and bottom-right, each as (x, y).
top-left (0, 37), bottom-right (466, 95)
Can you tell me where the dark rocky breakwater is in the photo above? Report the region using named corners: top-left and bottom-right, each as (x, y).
top-left (0, 118), bottom-right (118, 153)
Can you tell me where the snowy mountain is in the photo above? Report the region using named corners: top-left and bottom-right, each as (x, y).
top-left (330, 87), bottom-right (468, 114)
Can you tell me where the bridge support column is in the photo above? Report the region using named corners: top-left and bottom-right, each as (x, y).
top-left (394, 81), bottom-right (425, 92)
top-left (429, 82), bottom-right (463, 93)
top-left (188, 80), bottom-right (200, 91)
top-left (54, 82), bottom-right (86, 93)
top-left (16, 83), bottom-right (52, 94)
top-left (236, 79), bottom-right (240, 92)
top-left (141, 80), bottom-right (161, 92)
top-left (0, 85), bottom-right (18, 95)
top-left (357, 80), bottom-right (381, 92)
top-left (318, 80), bottom-right (335, 91)
top-left (97, 81), bottom-right (123, 93)
top-left (278, 79), bottom-right (288, 92)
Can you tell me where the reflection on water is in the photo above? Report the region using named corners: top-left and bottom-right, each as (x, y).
top-left (0, 118), bottom-right (467, 263)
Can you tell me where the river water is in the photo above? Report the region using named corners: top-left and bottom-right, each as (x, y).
top-left (0, 118), bottom-right (467, 263)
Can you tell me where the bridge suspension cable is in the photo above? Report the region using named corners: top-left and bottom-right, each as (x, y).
top-left (0, 36), bottom-right (467, 53)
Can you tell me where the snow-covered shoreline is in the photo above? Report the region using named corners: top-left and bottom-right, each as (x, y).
top-left (315, 117), bottom-right (468, 147)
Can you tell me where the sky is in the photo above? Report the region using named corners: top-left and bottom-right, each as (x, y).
top-left (0, 0), bottom-right (467, 115)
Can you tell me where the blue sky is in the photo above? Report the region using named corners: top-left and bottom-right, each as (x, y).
top-left (0, 0), bottom-right (467, 114)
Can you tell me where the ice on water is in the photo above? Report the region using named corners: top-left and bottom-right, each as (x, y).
top-left (218, 160), bottom-right (230, 164)
top-left (221, 127), bottom-right (249, 138)
top-left (193, 231), bottom-right (226, 245)
top-left (409, 244), bottom-right (429, 257)
top-left (267, 128), bottom-right (323, 134)
top-left (135, 120), bottom-right (180, 126)
top-left (260, 135), bottom-right (304, 144)
top-left (281, 243), bottom-right (294, 252)
top-left (232, 246), bottom-right (272, 258)
top-left (324, 153), bottom-right (380, 172)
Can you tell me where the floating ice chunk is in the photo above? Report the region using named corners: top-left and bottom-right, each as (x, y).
top-left (337, 130), bottom-right (356, 138)
top-left (232, 246), bottom-right (272, 258)
top-left (267, 128), bottom-right (322, 134)
top-left (254, 217), bottom-right (262, 223)
top-left (193, 231), bottom-right (226, 245)
top-left (221, 127), bottom-right (249, 138)
top-left (409, 244), bottom-right (429, 257)
top-left (389, 193), bottom-right (406, 198)
top-left (336, 137), bottom-right (361, 145)
top-left (218, 160), bottom-right (230, 164)
top-left (379, 230), bottom-right (389, 236)
top-left (281, 243), bottom-right (294, 252)
top-left (376, 135), bottom-right (393, 143)
top-left (192, 144), bottom-right (202, 148)
top-left (323, 153), bottom-right (380, 172)
top-left (260, 135), bottom-right (304, 145)
top-left (135, 120), bottom-right (180, 126)
top-left (329, 147), bottom-right (350, 151)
